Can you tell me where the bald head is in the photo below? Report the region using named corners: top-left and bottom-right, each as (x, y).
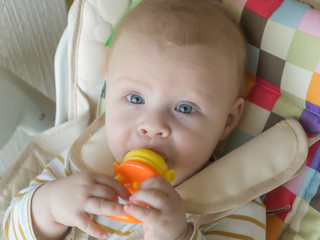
top-left (110, 0), bottom-right (247, 95)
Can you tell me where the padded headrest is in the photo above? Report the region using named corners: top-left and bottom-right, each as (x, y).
top-left (69, 115), bottom-right (308, 224)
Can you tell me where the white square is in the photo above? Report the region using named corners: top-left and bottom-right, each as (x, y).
top-left (261, 20), bottom-right (296, 60)
top-left (281, 62), bottom-right (313, 101)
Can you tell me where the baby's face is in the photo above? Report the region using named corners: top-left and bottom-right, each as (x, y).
top-left (105, 31), bottom-right (240, 185)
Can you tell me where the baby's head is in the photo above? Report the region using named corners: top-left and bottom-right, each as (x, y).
top-left (104, 0), bottom-right (247, 185)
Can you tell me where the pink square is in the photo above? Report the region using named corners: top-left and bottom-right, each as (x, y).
top-left (264, 185), bottom-right (296, 221)
top-left (283, 166), bottom-right (308, 195)
top-left (297, 8), bottom-right (320, 38)
top-left (245, 0), bottom-right (284, 18)
top-left (246, 78), bottom-right (280, 111)
top-left (233, 0), bottom-right (247, 6)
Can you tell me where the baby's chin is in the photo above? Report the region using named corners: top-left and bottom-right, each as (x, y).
top-left (171, 173), bottom-right (192, 187)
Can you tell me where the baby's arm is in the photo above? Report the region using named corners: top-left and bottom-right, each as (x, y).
top-left (3, 149), bottom-right (130, 240)
top-left (3, 149), bottom-right (72, 240)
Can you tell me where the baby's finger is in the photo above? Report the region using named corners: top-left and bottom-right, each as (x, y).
top-left (130, 189), bottom-right (168, 210)
top-left (94, 173), bottom-right (131, 200)
top-left (124, 203), bottom-right (159, 224)
top-left (85, 197), bottom-right (126, 216)
top-left (76, 213), bottom-right (109, 239)
top-left (141, 177), bottom-right (173, 193)
top-left (91, 184), bottom-right (120, 202)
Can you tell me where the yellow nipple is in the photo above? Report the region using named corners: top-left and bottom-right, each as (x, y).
top-left (123, 148), bottom-right (175, 183)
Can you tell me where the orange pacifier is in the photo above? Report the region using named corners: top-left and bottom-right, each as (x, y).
top-left (107, 148), bottom-right (175, 223)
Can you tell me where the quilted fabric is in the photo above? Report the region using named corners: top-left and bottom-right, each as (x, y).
top-left (220, 0), bottom-right (320, 239)
top-left (67, 0), bottom-right (133, 121)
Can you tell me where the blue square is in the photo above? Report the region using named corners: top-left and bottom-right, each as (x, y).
top-left (270, 0), bottom-right (309, 29)
top-left (219, 129), bottom-right (254, 156)
top-left (298, 168), bottom-right (320, 203)
top-left (246, 44), bottom-right (260, 74)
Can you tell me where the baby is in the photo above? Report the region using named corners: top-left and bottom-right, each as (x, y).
top-left (4, 0), bottom-right (266, 239)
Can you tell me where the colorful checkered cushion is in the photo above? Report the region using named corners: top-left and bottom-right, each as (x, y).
top-left (220, 0), bottom-right (320, 239)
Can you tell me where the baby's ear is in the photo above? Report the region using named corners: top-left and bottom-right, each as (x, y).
top-left (102, 47), bottom-right (111, 79)
top-left (220, 97), bottom-right (245, 140)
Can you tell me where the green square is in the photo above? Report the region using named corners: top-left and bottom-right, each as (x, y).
top-left (272, 94), bottom-right (304, 119)
top-left (280, 198), bottom-right (320, 240)
top-left (287, 31), bottom-right (320, 72)
top-left (280, 90), bottom-right (306, 109)
top-left (299, 205), bottom-right (320, 239)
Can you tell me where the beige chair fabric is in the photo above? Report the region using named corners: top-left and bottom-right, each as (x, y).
top-left (69, 115), bottom-right (308, 225)
top-left (0, 0), bottom-right (131, 237)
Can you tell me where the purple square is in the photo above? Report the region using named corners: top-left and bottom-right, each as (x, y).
top-left (306, 101), bottom-right (320, 115)
top-left (300, 105), bottom-right (320, 133)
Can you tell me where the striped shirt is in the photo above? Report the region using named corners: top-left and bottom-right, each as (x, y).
top-left (3, 149), bottom-right (266, 240)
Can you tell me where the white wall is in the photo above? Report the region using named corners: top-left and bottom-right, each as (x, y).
top-left (0, 0), bottom-right (68, 100)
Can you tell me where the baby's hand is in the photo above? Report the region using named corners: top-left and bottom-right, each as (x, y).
top-left (32, 172), bottom-right (130, 239)
top-left (123, 177), bottom-right (193, 240)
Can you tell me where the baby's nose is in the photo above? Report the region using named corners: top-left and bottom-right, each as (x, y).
top-left (138, 117), bottom-right (170, 138)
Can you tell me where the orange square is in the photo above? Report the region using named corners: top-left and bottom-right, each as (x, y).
top-left (306, 72), bottom-right (320, 107)
top-left (266, 215), bottom-right (283, 240)
top-left (243, 71), bottom-right (256, 98)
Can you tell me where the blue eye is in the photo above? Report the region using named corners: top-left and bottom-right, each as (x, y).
top-left (126, 94), bottom-right (145, 104)
top-left (176, 103), bottom-right (195, 114)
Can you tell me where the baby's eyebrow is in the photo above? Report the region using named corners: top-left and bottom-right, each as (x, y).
top-left (174, 89), bottom-right (212, 110)
top-left (183, 85), bottom-right (214, 99)
top-left (114, 76), bottom-right (152, 89)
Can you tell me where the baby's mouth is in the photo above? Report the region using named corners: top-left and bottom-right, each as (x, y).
top-left (145, 148), bottom-right (168, 163)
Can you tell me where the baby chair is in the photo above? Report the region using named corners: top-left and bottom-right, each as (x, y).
top-left (1, 0), bottom-right (320, 239)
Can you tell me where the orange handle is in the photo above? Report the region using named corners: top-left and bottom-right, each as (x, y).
top-left (113, 160), bottom-right (160, 194)
top-left (107, 149), bottom-right (175, 224)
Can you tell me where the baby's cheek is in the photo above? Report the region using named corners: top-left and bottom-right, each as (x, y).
top-left (171, 168), bottom-right (193, 186)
